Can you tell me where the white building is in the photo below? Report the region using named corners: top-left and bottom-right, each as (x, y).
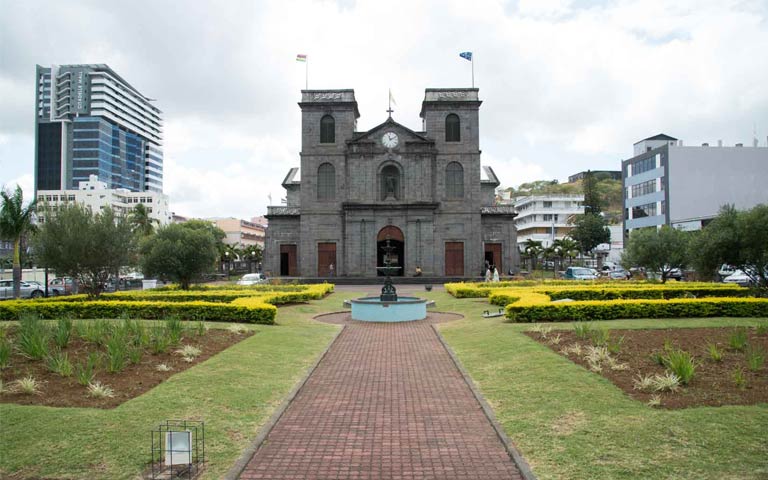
top-left (37, 175), bottom-right (171, 225)
top-left (503, 194), bottom-right (584, 248)
top-left (623, 134), bottom-right (768, 235)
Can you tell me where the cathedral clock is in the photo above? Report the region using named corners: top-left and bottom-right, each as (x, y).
top-left (381, 131), bottom-right (399, 149)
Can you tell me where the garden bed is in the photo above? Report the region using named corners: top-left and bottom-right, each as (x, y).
top-left (526, 326), bottom-right (767, 408)
top-left (1, 321), bottom-right (253, 409)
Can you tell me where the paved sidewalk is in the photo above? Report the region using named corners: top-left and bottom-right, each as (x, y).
top-left (239, 318), bottom-right (524, 479)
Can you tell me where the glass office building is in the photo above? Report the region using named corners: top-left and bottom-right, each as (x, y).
top-left (34, 64), bottom-right (163, 193)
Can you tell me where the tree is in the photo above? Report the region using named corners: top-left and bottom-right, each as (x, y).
top-left (34, 204), bottom-right (134, 297)
top-left (522, 239), bottom-right (543, 271)
top-left (128, 203), bottom-right (158, 237)
top-left (140, 223), bottom-right (218, 289)
top-left (582, 170), bottom-right (602, 215)
top-left (691, 204), bottom-right (768, 289)
top-left (569, 214), bottom-right (610, 255)
top-left (553, 238), bottom-right (580, 267)
top-left (0, 186), bottom-right (37, 298)
top-left (621, 225), bottom-right (690, 283)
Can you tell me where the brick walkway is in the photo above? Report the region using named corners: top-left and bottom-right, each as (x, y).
top-left (239, 317), bottom-right (524, 480)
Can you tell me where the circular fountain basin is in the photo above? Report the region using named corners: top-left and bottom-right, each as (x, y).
top-left (350, 296), bottom-right (428, 322)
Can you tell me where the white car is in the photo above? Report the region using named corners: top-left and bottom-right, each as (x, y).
top-left (237, 273), bottom-right (267, 285)
top-left (723, 270), bottom-right (754, 287)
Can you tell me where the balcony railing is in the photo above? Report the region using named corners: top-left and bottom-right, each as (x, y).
top-left (480, 205), bottom-right (517, 215)
top-left (267, 206), bottom-right (300, 216)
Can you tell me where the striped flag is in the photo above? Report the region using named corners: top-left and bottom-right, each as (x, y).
top-left (389, 89), bottom-right (397, 107)
top-left (459, 51), bottom-right (472, 61)
top-left (296, 54), bottom-right (307, 62)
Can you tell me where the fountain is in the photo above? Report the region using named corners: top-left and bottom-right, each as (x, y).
top-left (348, 237), bottom-right (430, 322)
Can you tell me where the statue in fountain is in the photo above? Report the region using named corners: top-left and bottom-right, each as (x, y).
top-left (379, 237), bottom-right (399, 301)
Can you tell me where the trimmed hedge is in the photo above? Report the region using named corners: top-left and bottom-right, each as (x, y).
top-left (506, 298), bottom-right (768, 323)
top-left (544, 287), bottom-right (752, 301)
top-left (0, 300), bottom-right (276, 324)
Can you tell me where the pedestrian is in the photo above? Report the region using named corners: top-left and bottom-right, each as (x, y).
top-left (485, 268), bottom-right (492, 283)
top-left (329, 263), bottom-right (334, 277)
top-left (493, 267), bottom-right (500, 282)
top-left (414, 265), bottom-right (422, 277)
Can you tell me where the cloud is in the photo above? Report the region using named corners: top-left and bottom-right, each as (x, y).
top-left (1, 0), bottom-right (766, 219)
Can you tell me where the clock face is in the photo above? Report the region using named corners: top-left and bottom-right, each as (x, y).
top-left (381, 131), bottom-right (399, 148)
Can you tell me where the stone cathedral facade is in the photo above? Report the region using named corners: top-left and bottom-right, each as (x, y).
top-left (264, 88), bottom-right (518, 278)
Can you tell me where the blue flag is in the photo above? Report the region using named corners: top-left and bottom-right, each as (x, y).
top-left (459, 51), bottom-right (472, 61)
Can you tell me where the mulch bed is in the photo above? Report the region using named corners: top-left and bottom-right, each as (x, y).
top-left (526, 326), bottom-right (768, 409)
top-left (1, 327), bottom-right (253, 409)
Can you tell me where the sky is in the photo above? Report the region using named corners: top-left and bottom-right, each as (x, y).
top-left (1, 0), bottom-right (767, 220)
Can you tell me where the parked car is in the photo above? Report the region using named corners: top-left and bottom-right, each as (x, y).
top-left (563, 267), bottom-right (599, 280)
top-left (0, 280), bottom-right (46, 299)
top-left (723, 270), bottom-right (755, 287)
top-left (237, 273), bottom-right (267, 285)
top-left (718, 264), bottom-right (737, 280)
top-left (606, 267), bottom-right (631, 280)
top-left (48, 277), bottom-right (76, 295)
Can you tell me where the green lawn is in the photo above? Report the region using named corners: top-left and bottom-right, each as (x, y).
top-left (0, 296), bottom-right (341, 480)
top-left (429, 289), bottom-right (768, 480)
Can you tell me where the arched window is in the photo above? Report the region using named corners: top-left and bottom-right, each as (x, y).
top-left (320, 115), bottom-right (335, 143)
top-left (317, 163), bottom-right (335, 200)
top-left (380, 164), bottom-right (401, 200)
top-left (446, 161), bottom-right (464, 199)
top-left (445, 113), bottom-right (461, 142)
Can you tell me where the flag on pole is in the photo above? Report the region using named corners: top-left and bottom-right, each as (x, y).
top-left (268, 193), bottom-right (273, 204)
top-left (296, 54), bottom-right (307, 62)
top-left (388, 89), bottom-right (397, 107)
top-left (459, 51), bottom-right (472, 61)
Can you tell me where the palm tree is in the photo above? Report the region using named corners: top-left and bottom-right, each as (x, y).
top-left (556, 237), bottom-right (581, 266)
top-left (129, 203), bottom-right (158, 237)
top-left (523, 239), bottom-right (544, 271)
top-left (0, 186), bottom-right (37, 298)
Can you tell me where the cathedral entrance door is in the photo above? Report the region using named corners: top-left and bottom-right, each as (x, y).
top-left (445, 242), bottom-right (465, 276)
top-left (317, 242), bottom-right (337, 277)
top-left (280, 244), bottom-right (297, 276)
top-left (484, 243), bottom-right (502, 274)
top-left (377, 226), bottom-right (404, 277)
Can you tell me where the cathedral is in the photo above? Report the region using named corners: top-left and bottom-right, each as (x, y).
top-left (264, 88), bottom-right (518, 278)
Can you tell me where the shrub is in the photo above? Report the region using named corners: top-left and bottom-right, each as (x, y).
top-left (573, 322), bottom-right (592, 340)
top-left (0, 335), bottom-right (10, 369)
top-left (14, 376), bottom-right (42, 395)
top-left (87, 381), bottom-right (115, 398)
top-left (176, 344), bottom-right (202, 362)
top-left (729, 328), bottom-right (748, 351)
top-left (662, 349), bottom-right (697, 385)
top-left (128, 346), bottom-right (143, 365)
top-left (707, 343), bottom-right (724, 362)
top-left (75, 352), bottom-right (99, 386)
top-left (590, 328), bottom-right (611, 347)
top-left (732, 368), bottom-right (747, 389)
top-left (745, 345), bottom-right (765, 372)
top-left (105, 334), bottom-right (127, 373)
top-left (150, 326), bottom-right (171, 354)
top-left (53, 317), bottom-right (73, 349)
top-left (46, 349), bottom-right (74, 377)
top-left (651, 372), bottom-right (681, 392)
top-left (17, 315), bottom-right (50, 360)
top-left (165, 316), bottom-right (184, 345)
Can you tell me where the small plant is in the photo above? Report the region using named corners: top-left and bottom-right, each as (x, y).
top-left (227, 324), bottom-right (248, 334)
top-left (729, 328), bottom-right (748, 352)
top-left (572, 322), bottom-right (592, 340)
top-left (755, 323), bottom-right (768, 335)
top-left (194, 321), bottom-right (207, 337)
top-left (0, 379), bottom-right (7, 394)
top-left (75, 353), bottom-right (99, 386)
top-left (663, 338), bottom-right (675, 353)
top-left (150, 327), bottom-right (171, 354)
top-left (651, 372), bottom-right (681, 392)
top-left (156, 363), bottom-right (172, 372)
top-left (105, 334), bottom-right (127, 373)
top-left (165, 316), bottom-right (184, 345)
top-left (745, 345), bottom-right (765, 372)
top-left (128, 346), bottom-right (143, 365)
top-left (561, 343), bottom-right (583, 356)
top-left (647, 395), bottom-right (661, 407)
top-left (662, 349), bottom-right (697, 385)
top-left (176, 345), bottom-right (202, 362)
top-left (87, 381), bottom-right (115, 398)
top-left (633, 374), bottom-right (656, 391)
top-left (590, 328), bottom-right (611, 347)
top-left (732, 368), bottom-right (747, 390)
top-left (607, 335), bottom-right (624, 355)
top-left (0, 335), bottom-right (11, 369)
top-left (17, 314), bottom-right (50, 360)
top-left (649, 351), bottom-right (666, 366)
top-left (53, 317), bottom-right (73, 349)
top-left (14, 376), bottom-right (43, 395)
top-left (707, 343), bottom-right (723, 362)
top-left (548, 334), bottom-right (562, 345)
top-left (46, 349), bottom-right (74, 377)
top-left (606, 357), bottom-right (629, 371)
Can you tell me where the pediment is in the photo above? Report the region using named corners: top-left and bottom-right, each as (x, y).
top-left (348, 118), bottom-right (433, 145)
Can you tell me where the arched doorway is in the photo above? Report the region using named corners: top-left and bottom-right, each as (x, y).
top-left (377, 225), bottom-right (404, 276)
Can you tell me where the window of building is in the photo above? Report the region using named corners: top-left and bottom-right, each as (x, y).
top-left (543, 201), bottom-right (552, 208)
top-left (631, 155), bottom-right (657, 176)
top-left (446, 161), bottom-right (464, 199)
top-left (632, 202), bottom-right (657, 219)
top-left (660, 201), bottom-right (666, 215)
top-left (445, 114), bottom-right (460, 142)
top-left (320, 115), bottom-right (335, 143)
top-left (631, 179), bottom-right (656, 197)
top-left (317, 163), bottom-right (336, 200)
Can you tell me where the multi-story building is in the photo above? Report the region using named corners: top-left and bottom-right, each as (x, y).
top-left (37, 175), bottom-right (171, 226)
top-left (208, 218), bottom-right (266, 248)
top-left (34, 64), bottom-right (163, 194)
top-left (568, 170), bottom-right (621, 183)
top-left (622, 134), bottom-right (768, 236)
top-left (505, 194), bottom-right (584, 248)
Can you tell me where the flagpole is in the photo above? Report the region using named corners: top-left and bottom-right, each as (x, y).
top-left (305, 57), bottom-right (309, 90)
top-left (471, 55), bottom-right (475, 88)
